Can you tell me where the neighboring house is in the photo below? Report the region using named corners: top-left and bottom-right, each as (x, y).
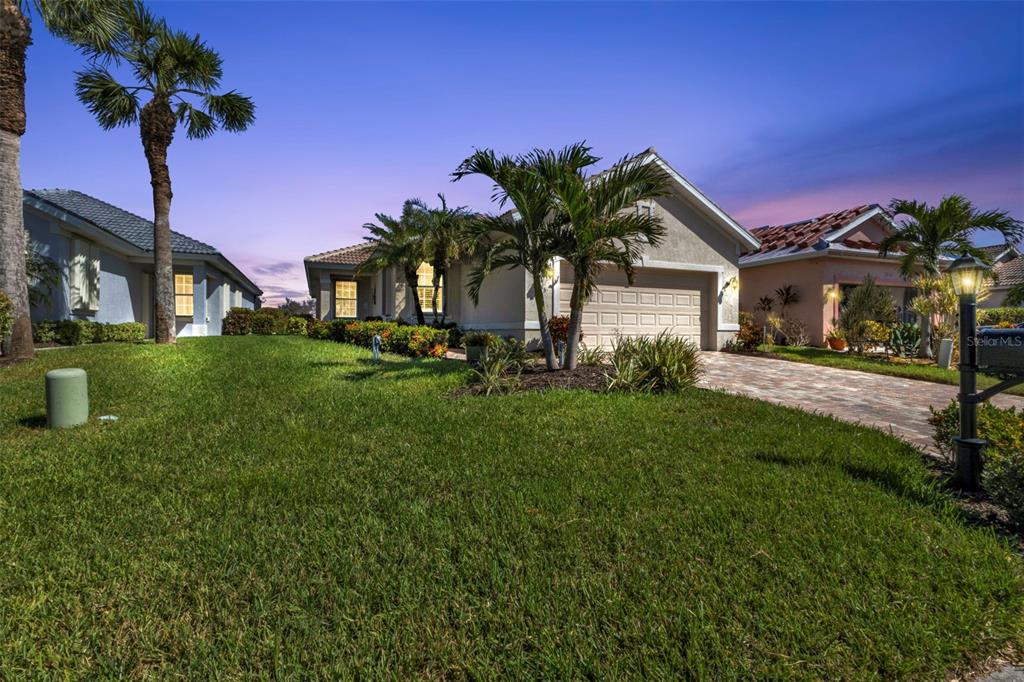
top-left (304, 149), bottom-right (759, 350)
top-left (979, 243), bottom-right (1023, 308)
top-left (739, 204), bottom-right (919, 347)
top-left (24, 189), bottom-right (262, 337)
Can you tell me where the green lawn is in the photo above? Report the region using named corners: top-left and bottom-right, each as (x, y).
top-left (759, 344), bottom-right (1024, 396)
top-left (1, 337), bottom-right (1021, 678)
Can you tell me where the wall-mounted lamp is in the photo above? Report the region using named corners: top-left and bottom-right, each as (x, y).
top-left (725, 276), bottom-right (739, 293)
top-left (826, 286), bottom-right (841, 303)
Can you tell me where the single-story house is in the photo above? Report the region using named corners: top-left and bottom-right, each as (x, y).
top-left (24, 189), bottom-right (262, 337)
top-left (979, 243), bottom-right (1022, 308)
top-left (738, 204), bottom-right (920, 347)
top-left (304, 149), bottom-right (760, 350)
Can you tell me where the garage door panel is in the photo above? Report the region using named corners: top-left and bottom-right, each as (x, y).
top-left (559, 264), bottom-right (707, 348)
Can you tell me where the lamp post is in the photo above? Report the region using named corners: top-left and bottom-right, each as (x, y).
top-left (948, 255), bottom-right (991, 491)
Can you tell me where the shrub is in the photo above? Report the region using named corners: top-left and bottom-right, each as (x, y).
top-left (251, 308), bottom-right (287, 335)
top-left (929, 401), bottom-right (1024, 525)
top-left (838, 275), bottom-right (896, 353)
top-left (978, 307), bottom-right (1024, 327)
top-left (286, 316), bottom-right (308, 336)
top-left (54, 320), bottom-right (98, 345)
top-left (577, 343), bottom-right (607, 366)
top-left (32, 320), bottom-right (58, 344)
top-left (490, 336), bottom-right (528, 368)
top-left (863, 320), bottom-right (891, 349)
top-left (733, 311), bottom-right (762, 351)
top-left (548, 315), bottom-right (570, 345)
top-left (888, 323), bottom-right (920, 358)
top-left (0, 290), bottom-right (12, 344)
top-left (468, 352), bottom-right (522, 395)
top-left (333, 320), bottom-right (448, 358)
top-left (779, 318), bottom-right (809, 346)
top-left (223, 308), bottom-right (253, 335)
top-left (463, 330), bottom-right (496, 347)
top-left (307, 319), bottom-right (330, 340)
top-left (606, 332), bottom-right (702, 394)
top-left (94, 322), bottom-right (145, 343)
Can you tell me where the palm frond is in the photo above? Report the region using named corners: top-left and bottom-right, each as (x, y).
top-left (74, 67), bottom-right (140, 128)
top-left (202, 91), bottom-right (255, 132)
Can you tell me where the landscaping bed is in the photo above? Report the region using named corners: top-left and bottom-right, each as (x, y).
top-left (0, 337), bottom-right (1021, 678)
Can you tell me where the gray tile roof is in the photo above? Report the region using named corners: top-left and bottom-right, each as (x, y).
top-left (994, 254), bottom-right (1024, 288)
top-left (25, 189), bottom-right (218, 255)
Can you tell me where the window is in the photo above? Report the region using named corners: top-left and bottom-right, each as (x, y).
top-left (417, 262), bottom-right (442, 313)
top-left (335, 280), bottom-right (357, 318)
top-left (175, 273), bottom-right (194, 317)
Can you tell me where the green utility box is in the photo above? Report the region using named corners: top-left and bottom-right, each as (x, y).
top-left (45, 368), bottom-right (89, 428)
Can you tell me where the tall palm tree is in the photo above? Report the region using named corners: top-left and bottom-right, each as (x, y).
top-left (535, 144), bottom-right (671, 369)
top-left (73, 0), bottom-right (255, 344)
top-left (419, 193), bottom-right (471, 325)
top-left (880, 196), bottom-right (1023, 358)
top-left (361, 200), bottom-right (431, 325)
top-left (0, 0), bottom-right (123, 358)
top-left (452, 148), bottom-right (560, 370)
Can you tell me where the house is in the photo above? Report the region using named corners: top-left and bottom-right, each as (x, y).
top-left (24, 189), bottom-right (262, 337)
top-left (303, 149), bottom-right (759, 350)
top-left (979, 243), bottom-right (1022, 308)
top-left (738, 204), bottom-right (918, 346)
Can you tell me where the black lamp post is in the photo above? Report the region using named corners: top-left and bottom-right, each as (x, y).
top-left (948, 255), bottom-right (991, 491)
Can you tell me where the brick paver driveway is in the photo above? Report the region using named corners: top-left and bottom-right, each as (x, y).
top-left (700, 352), bottom-right (1024, 455)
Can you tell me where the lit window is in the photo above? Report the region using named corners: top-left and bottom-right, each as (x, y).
top-left (335, 280), bottom-right (357, 318)
top-left (417, 262), bottom-right (442, 313)
top-left (174, 273), bottom-right (194, 317)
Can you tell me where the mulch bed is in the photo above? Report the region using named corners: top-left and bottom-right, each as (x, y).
top-left (454, 363), bottom-right (609, 397)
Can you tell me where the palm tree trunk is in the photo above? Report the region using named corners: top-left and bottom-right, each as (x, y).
top-left (0, 0), bottom-right (33, 358)
top-left (918, 314), bottom-right (933, 359)
top-left (531, 270), bottom-right (556, 370)
top-left (140, 98), bottom-right (176, 344)
top-left (406, 271), bottom-right (425, 325)
top-left (564, 281), bottom-right (585, 370)
top-left (431, 271), bottom-right (441, 326)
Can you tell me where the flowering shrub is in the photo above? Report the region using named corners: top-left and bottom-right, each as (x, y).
top-left (322, 320), bottom-right (448, 358)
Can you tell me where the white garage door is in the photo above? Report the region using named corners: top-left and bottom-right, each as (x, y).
top-left (560, 266), bottom-right (706, 349)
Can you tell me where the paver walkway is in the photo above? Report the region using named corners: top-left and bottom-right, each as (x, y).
top-left (700, 352), bottom-right (1024, 456)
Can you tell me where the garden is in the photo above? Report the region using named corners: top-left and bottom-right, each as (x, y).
top-left (0, 335), bottom-right (1022, 678)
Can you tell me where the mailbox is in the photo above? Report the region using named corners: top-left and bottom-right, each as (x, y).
top-left (977, 328), bottom-right (1024, 374)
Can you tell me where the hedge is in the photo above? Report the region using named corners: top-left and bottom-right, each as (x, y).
top-left (32, 320), bottom-right (145, 346)
top-left (978, 307), bottom-right (1024, 326)
top-left (223, 308), bottom-right (308, 336)
top-left (322, 320), bottom-right (448, 358)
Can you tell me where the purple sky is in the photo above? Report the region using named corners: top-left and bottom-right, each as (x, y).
top-left (20, 1), bottom-right (1024, 304)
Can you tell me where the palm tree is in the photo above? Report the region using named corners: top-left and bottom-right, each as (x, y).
top-left (452, 148), bottom-right (560, 370)
top-left (419, 193), bottom-right (471, 325)
top-left (73, 0), bottom-right (255, 344)
top-left (1006, 283), bottom-right (1024, 308)
top-left (1, 0), bottom-right (123, 358)
top-left (361, 200), bottom-right (430, 325)
top-left (774, 284), bottom-right (800, 318)
top-left (880, 196), bottom-right (1023, 358)
top-left (536, 144), bottom-right (671, 369)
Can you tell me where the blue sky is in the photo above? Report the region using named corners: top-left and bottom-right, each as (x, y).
top-left (20, 1), bottom-right (1024, 303)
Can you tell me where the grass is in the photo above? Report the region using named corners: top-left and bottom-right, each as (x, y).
top-left (0, 337), bottom-right (1021, 678)
top-left (759, 344), bottom-right (1024, 397)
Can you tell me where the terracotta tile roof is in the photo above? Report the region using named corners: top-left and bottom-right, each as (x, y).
top-left (748, 205), bottom-right (879, 255)
top-left (305, 243), bottom-right (374, 266)
top-left (994, 254), bottom-right (1024, 288)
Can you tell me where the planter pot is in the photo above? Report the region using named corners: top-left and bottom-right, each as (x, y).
top-left (827, 338), bottom-right (847, 351)
top-left (466, 345), bottom-right (487, 365)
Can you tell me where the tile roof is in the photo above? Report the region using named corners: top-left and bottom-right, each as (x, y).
top-left (994, 254), bottom-right (1024, 288)
top-left (305, 243), bottom-right (374, 266)
top-left (26, 189), bottom-right (218, 255)
top-left (747, 205), bottom-right (879, 255)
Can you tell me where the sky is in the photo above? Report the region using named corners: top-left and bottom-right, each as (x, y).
top-left (20, 1), bottom-right (1024, 305)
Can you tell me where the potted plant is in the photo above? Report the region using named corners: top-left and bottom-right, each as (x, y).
top-left (463, 331), bottom-right (494, 366)
top-left (826, 327), bottom-right (847, 351)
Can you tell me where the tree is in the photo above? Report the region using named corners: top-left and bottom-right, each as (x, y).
top-left (73, 0), bottom-right (255, 344)
top-left (418, 194), bottom-right (471, 325)
top-left (880, 196), bottom-right (1023, 358)
top-left (1, 0), bottom-right (123, 358)
top-left (277, 297), bottom-right (315, 317)
top-left (360, 200), bottom-right (430, 325)
top-left (452, 148), bottom-right (561, 370)
top-left (838, 275), bottom-right (896, 354)
top-left (536, 144), bottom-right (671, 369)
top-left (1006, 283), bottom-right (1024, 308)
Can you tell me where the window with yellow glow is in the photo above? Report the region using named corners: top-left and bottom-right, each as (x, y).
top-left (174, 273), bottom-right (194, 317)
top-left (416, 262), bottom-right (442, 313)
top-left (335, 280), bottom-right (357, 318)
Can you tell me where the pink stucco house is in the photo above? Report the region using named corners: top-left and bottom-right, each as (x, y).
top-left (738, 204), bottom-right (917, 347)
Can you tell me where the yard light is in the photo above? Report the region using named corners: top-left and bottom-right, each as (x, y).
top-left (948, 255), bottom-right (989, 298)
top-left (950, 254), bottom-right (992, 491)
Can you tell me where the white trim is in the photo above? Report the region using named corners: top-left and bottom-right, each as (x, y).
top-left (826, 206), bottom-right (888, 244)
top-left (645, 153), bottom-right (761, 250)
top-left (718, 323), bottom-right (740, 331)
top-left (740, 247), bottom-right (904, 269)
top-left (464, 321), bottom-right (539, 331)
top-left (638, 259), bottom-right (725, 273)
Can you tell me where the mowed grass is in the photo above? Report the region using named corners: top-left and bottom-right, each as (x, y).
top-left (761, 344), bottom-right (1024, 396)
top-left (0, 337), bottom-right (1021, 679)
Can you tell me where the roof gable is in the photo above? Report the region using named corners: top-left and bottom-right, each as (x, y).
top-left (305, 243), bottom-right (374, 266)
